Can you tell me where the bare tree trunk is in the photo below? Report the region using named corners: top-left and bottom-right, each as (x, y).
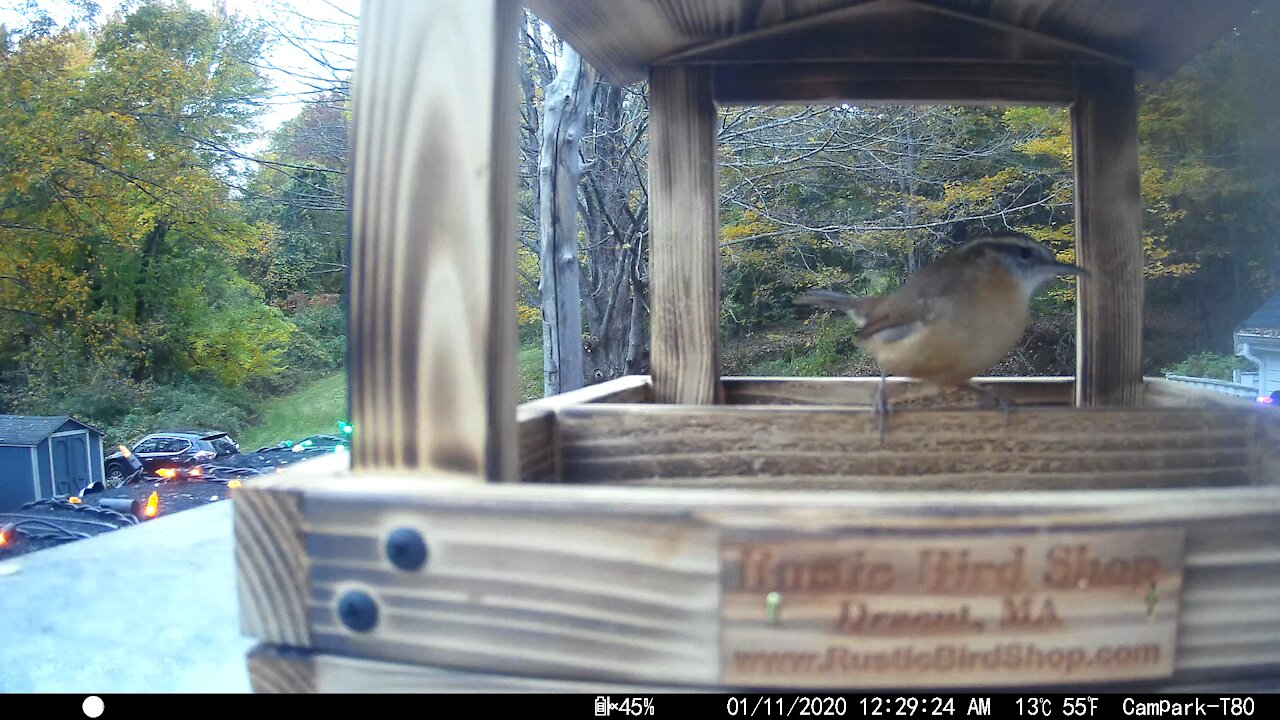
top-left (580, 83), bottom-right (650, 383)
top-left (538, 47), bottom-right (594, 395)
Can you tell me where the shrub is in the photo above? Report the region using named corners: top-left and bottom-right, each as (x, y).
top-left (247, 303), bottom-right (346, 395)
top-left (1162, 351), bottom-right (1255, 381)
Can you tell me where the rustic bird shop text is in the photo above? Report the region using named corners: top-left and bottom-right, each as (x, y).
top-left (720, 528), bottom-right (1185, 688)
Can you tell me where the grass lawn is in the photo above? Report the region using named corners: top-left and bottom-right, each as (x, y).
top-left (239, 339), bottom-right (546, 451)
top-left (238, 372), bottom-right (349, 451)
top-left (518, 341), bottom-right (544, 404)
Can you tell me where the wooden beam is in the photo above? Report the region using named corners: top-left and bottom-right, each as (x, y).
top-left (529, 0), bottom-right (1260, 88)
top-left (522, 0), bottom-right (733, 86)
top-left (518, 375), bottom-right (654, 414)
top-left (247, 643), bottom-right (694, 693)
top-left (897, 0), bottom-right (1132, 67)
top-left (516, 407), bottom-right (558, 484)
top-left (982, 0), bottom-right (1267, 83)
top-left (234, 465), bottom-right (1280, 688)
top-left (235, 482), bottom-right (310, 648)
top-left (648, 65), bottom-right (722, 404)
top-left (515, 375), bottom-right (654, 484)
top-left (663, 0), bottom-right (1129, 70)
top-left (248, 645), bottom-right (316, 693)
top-left (712, 61), bottom-right (1077, 106)
top-left (1073, 64), bottom-right (1144, 408)
top-left (555, 405), bottom-right (1257, 490)
top-left (659, 0), bottom-right (899, 65)
top-left (347, 0), bottom-right (519, 478)
top-left (721, 376), bottom-right (1076, 406)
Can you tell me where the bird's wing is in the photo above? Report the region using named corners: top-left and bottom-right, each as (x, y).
top-left (795, 289), bottom-right (935, 344)
top-left (853, 249), bottom-right (984, 342)
top-left (794, 289), bottom-right (873, 324)
top-left (855, 295), bottom-right (934, 343)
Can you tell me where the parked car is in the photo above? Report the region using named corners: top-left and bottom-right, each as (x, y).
top-left (103, 430), bottom-right (240, 484)
top-left (102, 448), bottom-right (145, 488)
top-left (292, 434), bottom-right (348, 452)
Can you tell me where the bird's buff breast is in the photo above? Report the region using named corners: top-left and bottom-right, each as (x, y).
top-left (863, 276), bottom-right (1030, 387)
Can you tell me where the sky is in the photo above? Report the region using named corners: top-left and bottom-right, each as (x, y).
top-left (1, 0), bottom-right (361, 135)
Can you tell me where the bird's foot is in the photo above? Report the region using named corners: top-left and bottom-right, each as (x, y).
top-left (968, 383), bottom-right (1015, 427)
top-left (873, 377), bottom-right (893, 444)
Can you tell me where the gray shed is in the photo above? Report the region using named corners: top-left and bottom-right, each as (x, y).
top-left (0, 415), bottom-right (104, 512)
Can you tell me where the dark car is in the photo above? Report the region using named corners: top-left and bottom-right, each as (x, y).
top-left (101, 449), bottom-right (145, 488)
top-left (103, 430), bottom-right (240, 484)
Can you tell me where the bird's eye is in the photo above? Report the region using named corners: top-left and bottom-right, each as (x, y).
top-left (1019, 247), bottom-right (1032, 259)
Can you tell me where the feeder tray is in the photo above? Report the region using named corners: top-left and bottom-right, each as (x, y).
top-left (234, 0), bottom-right (1279, 695)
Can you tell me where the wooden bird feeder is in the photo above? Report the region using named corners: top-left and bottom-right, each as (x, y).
top-left (239, 0), bottom-right (1280, 692)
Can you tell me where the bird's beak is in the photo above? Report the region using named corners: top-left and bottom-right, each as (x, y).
top-left (1051, 261), bottom-right (1090, 278)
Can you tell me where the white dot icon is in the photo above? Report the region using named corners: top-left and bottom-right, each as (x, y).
top-left (82, 696), bottom-right (105, 718)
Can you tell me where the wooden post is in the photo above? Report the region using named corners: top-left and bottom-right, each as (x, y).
top-left (649, 65), bottom-right (722, 404)
top-left (347, 0), bottom-right (519, 478)
top-left (1072, 64), bottom-right (1144, 407)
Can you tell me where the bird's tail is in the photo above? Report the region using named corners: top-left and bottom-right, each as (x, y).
top-left (794, 289), bottom-right (874, 325)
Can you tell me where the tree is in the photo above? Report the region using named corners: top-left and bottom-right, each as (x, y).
top-left (0, 0), bottom-right (292, 390)
top-left (578, 80), bottom-right (651, 383)
top-left (1133, 1), bottom-right (1280, 367)
top-left (537, 46), bottom-right (592, 394)
top-left (519, 19), bottom-right (652, 387)
top-left (242, 95), bottom-right (349, 303)
top-left (715, 102), bottom-right (1079, 373)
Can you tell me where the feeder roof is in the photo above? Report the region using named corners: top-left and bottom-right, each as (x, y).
top-left (526, 0), bottom-right (1265, 86)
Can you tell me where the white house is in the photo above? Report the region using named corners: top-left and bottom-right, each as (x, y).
top-left (1234, 293), bottom-right (1280, 396)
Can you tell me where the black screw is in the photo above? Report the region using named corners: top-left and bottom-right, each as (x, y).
top-left (337, 590), bottom-right (378, 633)
top-left (385, 527), bottom-right (428, 572)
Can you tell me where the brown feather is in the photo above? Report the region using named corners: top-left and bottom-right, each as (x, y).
top-left (794, 233), bottom-right (1049, 389)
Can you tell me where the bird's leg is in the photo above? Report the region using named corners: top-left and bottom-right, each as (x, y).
top-left (967, 382), bottom-right (1015, 426)
top-left (873, 371), bottom-right (892, 443)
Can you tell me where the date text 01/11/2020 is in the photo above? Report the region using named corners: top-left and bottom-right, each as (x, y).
top-left (724, 696), bottom-right (979, 717)
top-left (718, 696), bottom-right (1261, 717)
top-left (726, 696), bottom-right (970, 717)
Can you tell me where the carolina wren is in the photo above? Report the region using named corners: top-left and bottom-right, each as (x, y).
top-left (795, 231), bottom-right (1087, 437)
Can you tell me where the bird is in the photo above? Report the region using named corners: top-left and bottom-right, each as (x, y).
top-left (794, 231), bottom-right (1087, 439)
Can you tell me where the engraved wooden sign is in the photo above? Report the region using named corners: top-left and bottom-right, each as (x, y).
top-left (720, 527), bottom-right (1186, 688)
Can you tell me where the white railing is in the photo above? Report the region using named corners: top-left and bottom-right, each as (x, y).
top-left (1235, 370), bottom-right (1260, 387)
top-left (1164, 374), bottom-right (1259, 398)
